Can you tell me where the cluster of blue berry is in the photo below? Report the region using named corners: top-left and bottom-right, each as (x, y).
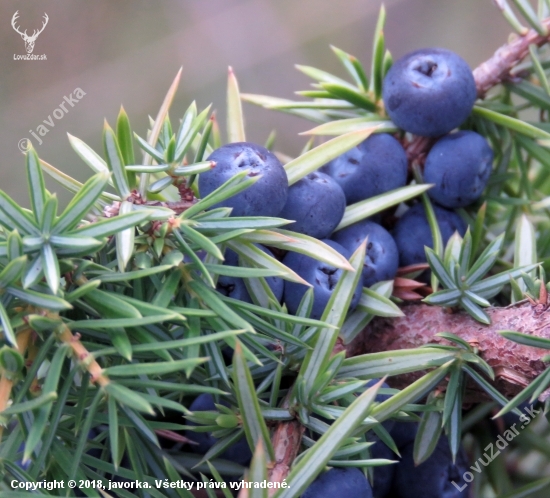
top-left (199, 48), bottom-right (492, 321)
top-left (193, 47), bottom-right (491, 497)
top-left (199, 141), bottom-right (364, 319)
top-left (385, 49), bottom-right (493, 275)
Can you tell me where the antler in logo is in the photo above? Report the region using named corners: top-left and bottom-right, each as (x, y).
top-left (11, 11), bottom-right (49, 54)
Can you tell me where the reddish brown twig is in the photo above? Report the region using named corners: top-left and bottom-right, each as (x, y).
top-left (56, 321), bottom-right (109, 387)
top-left (267, 418), bottom-right (304, 496)
top-left (474, 18), bottom-right (550, 97)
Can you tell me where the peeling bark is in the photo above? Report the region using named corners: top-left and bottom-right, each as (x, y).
top-left (346, 303), bottom-right (550, 400)
top-left (267, 419), bottom-right (304, 496)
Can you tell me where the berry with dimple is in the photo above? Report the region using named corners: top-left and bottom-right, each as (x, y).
top-left (382, 48), bottom-right (477, 137)
top-left (424, 131), bottom-right (493, 208)
top-left (199, 142), bottom-right (288, 217)
top-left (282, 239), bottom-right (362, 320)
top-left (332, 220), bottom-right (399, 287)
top-left (216, 272), bottom-right (250, 303)
top-left (279, 171), bottom-right (346, 239)
top-left (302, 467), bottom-right (374, 498)
top-left (184, 393), bottom-right (252, 466)
top-left (393, 436), bottom-right (469, 497)
top-left (321, 133), bottom-right (408, 205)
top-left (392, 203), bottom-right (467, 267)
top-left (216, 246), bottom-right (284, 303)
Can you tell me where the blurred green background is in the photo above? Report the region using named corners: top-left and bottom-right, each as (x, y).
top-left (1, 0), bottom-right (511, 207)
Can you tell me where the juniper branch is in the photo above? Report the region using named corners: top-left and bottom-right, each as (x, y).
top-left (268, 23), bottom-right (550, 486)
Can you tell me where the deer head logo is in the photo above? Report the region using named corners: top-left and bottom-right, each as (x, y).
top-left (11, 11), bottom-right (49, 54)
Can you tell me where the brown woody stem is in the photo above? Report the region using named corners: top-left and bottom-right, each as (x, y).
top-left (474, 18), bottom-right (550, 97)
top-left (346, 302), bottom-right (550, 401)
top-left (267, 396), bottom-right (304, 497)
top-left (56, 322), bottom-right (109, 387)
